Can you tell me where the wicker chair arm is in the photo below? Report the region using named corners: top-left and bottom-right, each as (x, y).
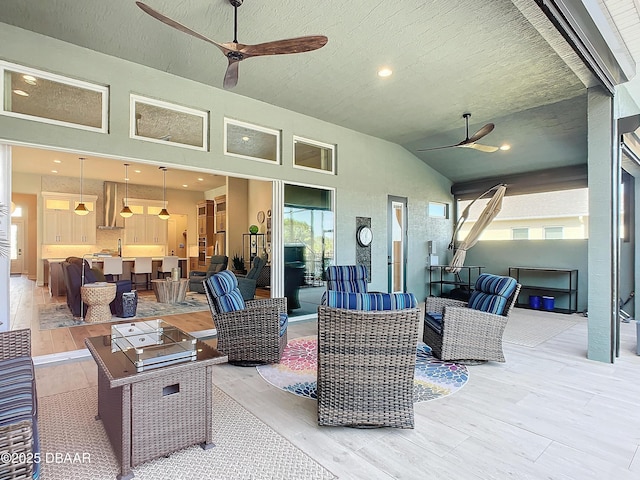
top-left (246, 297), bottom-right (287, 313)
top-left (443, 306), bottom-right (509, 333)
top-left (0, 329), bottom-right (31, 360)
top-left (213, 298), bottom-right (287, 333)
top-left (425, 296), bottom-right (467, 313)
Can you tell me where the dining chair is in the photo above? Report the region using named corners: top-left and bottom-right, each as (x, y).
top-left (157, 256), bottom-right (180, 279)
top-left (130, 257), bottom-right (153, 290)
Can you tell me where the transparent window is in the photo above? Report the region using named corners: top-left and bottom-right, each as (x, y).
top-left (512, 228), bottom-right (529, 240)
top-left (293, 136), bottom-right (335, 174)
top-left (284, 184), bottom-right (334, 317)
top-left (544, 226), bottom-right (564, 239)
top-left (428, 202), bottom-right (449, 218)
top-left (224, 118), bottom-right (280, 163)
top-left (131, 95), bottom-right (208, 151)
top-left (457, 188), bottom-right (588, 241)
top-left (1, 61), bottom-right (108, 132)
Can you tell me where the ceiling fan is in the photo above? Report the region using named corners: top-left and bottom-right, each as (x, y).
top-left (418, 113), bottom-right (499, 153)
top-left (136, 1), bottom-right (328, 89)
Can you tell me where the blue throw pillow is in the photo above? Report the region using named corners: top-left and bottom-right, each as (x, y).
top-left (468, 274), bottom-right (517, 315)
top-left (326, 291), bottom-right (417, 311)
top-left (206, 271), bottom-right (246, 313)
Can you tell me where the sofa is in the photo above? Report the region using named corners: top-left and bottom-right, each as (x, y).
top-left (189, 255), bottom-right (228, 293)
top-left (0, 329), bottom-right (40, 479)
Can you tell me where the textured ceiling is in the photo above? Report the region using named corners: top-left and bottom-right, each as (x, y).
top-left (0, 0), bottom-right (614, 183)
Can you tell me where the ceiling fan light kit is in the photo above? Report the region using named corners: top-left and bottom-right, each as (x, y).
top-left (418, 112), bottom-right (500, 154)
top-left (136, 1), bottom-right (328, 89)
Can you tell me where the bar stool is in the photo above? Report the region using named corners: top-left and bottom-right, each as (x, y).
top-left (157, 256), bottom-right (180, 279)
top-left (130, 257), bottom-right (153, 290)
top-left (103, 257), bottom-right (123, 282)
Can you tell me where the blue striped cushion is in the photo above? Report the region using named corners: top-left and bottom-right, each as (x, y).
top-left (326, 291), bottom-right (417, 311)
top-left (325, 265), bottom-right (368, 293)
top-left (424, 312), bottom-right (443, 334)
top-left (206, 271), bottom-right (246, 313)
top-left (468, 274), bottom-right (517, 315)
top-left (279, 313), bottom-right (288, 337)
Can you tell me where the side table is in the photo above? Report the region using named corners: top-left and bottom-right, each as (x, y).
top-left (81, 282), bottom-right (117, 323)
top-left (85, 322), bottom-right (227, 480)
top-left (151, 278), bottom-right (188, 304)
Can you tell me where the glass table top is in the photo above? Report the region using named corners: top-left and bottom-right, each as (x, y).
top-left (85, 320), bottom-right (226, 378)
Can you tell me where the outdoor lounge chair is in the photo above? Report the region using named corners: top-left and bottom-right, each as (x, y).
top-left (423, 273), bottom-right (521, 363)
top-left (317, 291), bottom-right (420, 428)
top-left (203, 270), bottom-right (287, 366)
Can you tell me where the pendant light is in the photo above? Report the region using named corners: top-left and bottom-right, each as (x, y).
top-left (120, 163), bottom-right (133, 218)
top-left (74, 157), bottom-right (90, 216)
top-left (158, 167), bottom-right (170, 220)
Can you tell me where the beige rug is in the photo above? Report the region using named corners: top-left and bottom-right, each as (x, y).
top-left (503, 308), bottom-right (582, 347)
top-left (38, 386), bottom-right (336, 480)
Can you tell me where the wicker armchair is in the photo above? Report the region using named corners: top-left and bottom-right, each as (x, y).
top-left (317, 304), bottom-right (421, 428)
top-left (204, 272), bottom-right (287, 366)
top-left (0, 329), bottom-right (39, 480)
top-left (423, 275), bottom-right (521, 363)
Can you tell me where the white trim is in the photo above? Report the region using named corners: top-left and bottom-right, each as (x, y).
top-left (223, 117), bottom-right (281, 164)
top-left (0, 60), bottom-right (108, 133)
top-left (129, 94), bottom-right (209, 152)
top-left (292, 135), bottom-right (336, 175)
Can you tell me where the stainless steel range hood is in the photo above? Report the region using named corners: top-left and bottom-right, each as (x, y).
top-left (98, 181), bottom-right (124, 229)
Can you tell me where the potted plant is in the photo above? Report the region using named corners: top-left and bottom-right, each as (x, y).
top-left (232, 253), bottom-right (246, 274)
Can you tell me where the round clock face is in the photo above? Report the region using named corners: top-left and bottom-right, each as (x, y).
top-left (357, 226), bottom-right (373, 247)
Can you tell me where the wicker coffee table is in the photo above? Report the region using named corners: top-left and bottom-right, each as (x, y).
top-left (85, 321), bottom-right (227, 480)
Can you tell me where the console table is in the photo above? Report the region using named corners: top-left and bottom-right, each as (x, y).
top-left (428, 265), bottom-right (484, 298)
top-left (508, 266), bottom-right (578, 314)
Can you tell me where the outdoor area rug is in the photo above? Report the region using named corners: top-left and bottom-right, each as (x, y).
top-left (38, 385), bottom-right (337, 480)
top-left (503, 308), bottom-right (583, 347)
top-left (257, 335), bottom-right (469, 403)
top-left (38, 293), bottom-right (210, 330)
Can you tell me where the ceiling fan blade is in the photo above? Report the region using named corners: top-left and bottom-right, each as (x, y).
top-left (223, 59), bottom-right (240, 89)
top-left (417, 144), bottom-right (459, 152)
top-left (464, 143), bottom-right (499, 153)
top-left (241, 36), bottom-right (328, 57)
top-left (467, 123), bottom-right (495, 143)
top-left (136, 2), bottom-right (230, 54)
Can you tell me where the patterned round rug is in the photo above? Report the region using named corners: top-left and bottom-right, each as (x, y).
top-left (256, 335), bottom-right (469, 403)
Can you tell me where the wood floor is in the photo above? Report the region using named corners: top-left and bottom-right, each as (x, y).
top-left (11, 275), bottom-right (640, 479)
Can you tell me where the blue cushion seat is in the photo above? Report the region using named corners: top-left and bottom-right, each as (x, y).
top-left (206, 270), bottom-right (246, 314)
top-left (467, 274), bottom-right (518, 315)
top-left (424, 312), bottom-right (443, 334)
top-left (326, 291), bottom-right (417, 311)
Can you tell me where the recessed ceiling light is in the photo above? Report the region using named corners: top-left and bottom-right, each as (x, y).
top-left (13, 89), bottom-right (29, 97)
top-left (197, 178), bottom-right (204, 182)
top-left (124, 177), bottom-right (130, 181)
top-left (53, 159), bottom-right (61, 164)
top-left (500, 144), bottom-right (511, 151)
top-left (242, 136), bottom-right (250, 141)
top-left (51, 170), bottom-right (58, 174)
top-left (134, 169), bottom-right (141, 173)
top-left (22, 75), bottom-right (37, 85)
top-left (377, 68), bottom-right (393, 77)
top-left (182, 184), bottom-right (188, 188)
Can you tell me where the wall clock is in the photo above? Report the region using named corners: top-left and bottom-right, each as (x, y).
top-left (356, 226), bottom-right (373, 247)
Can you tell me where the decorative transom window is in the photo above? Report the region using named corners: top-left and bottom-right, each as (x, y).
top-left (0, 61), bottom-right (108, 133)
top-left (293, 136), bottom-right (335, 174)
top-left (224, 118), bottom-right (280, 164)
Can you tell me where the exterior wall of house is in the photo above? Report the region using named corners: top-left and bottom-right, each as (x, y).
top-left (0, 23), bottom-right (453, 312)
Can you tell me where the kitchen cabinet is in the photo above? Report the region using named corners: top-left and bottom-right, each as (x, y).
top-left (214, 195), bottom-right (226, 233)
top-left (124, 200), bottom-right (168, 245)
top-left (42, 192), bottom-right (97, 244)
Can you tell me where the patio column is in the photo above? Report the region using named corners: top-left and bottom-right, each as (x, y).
top-left (0, 144), bottom-right (10, 332)
top-left (587, 86), bottom-right (618, 363)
